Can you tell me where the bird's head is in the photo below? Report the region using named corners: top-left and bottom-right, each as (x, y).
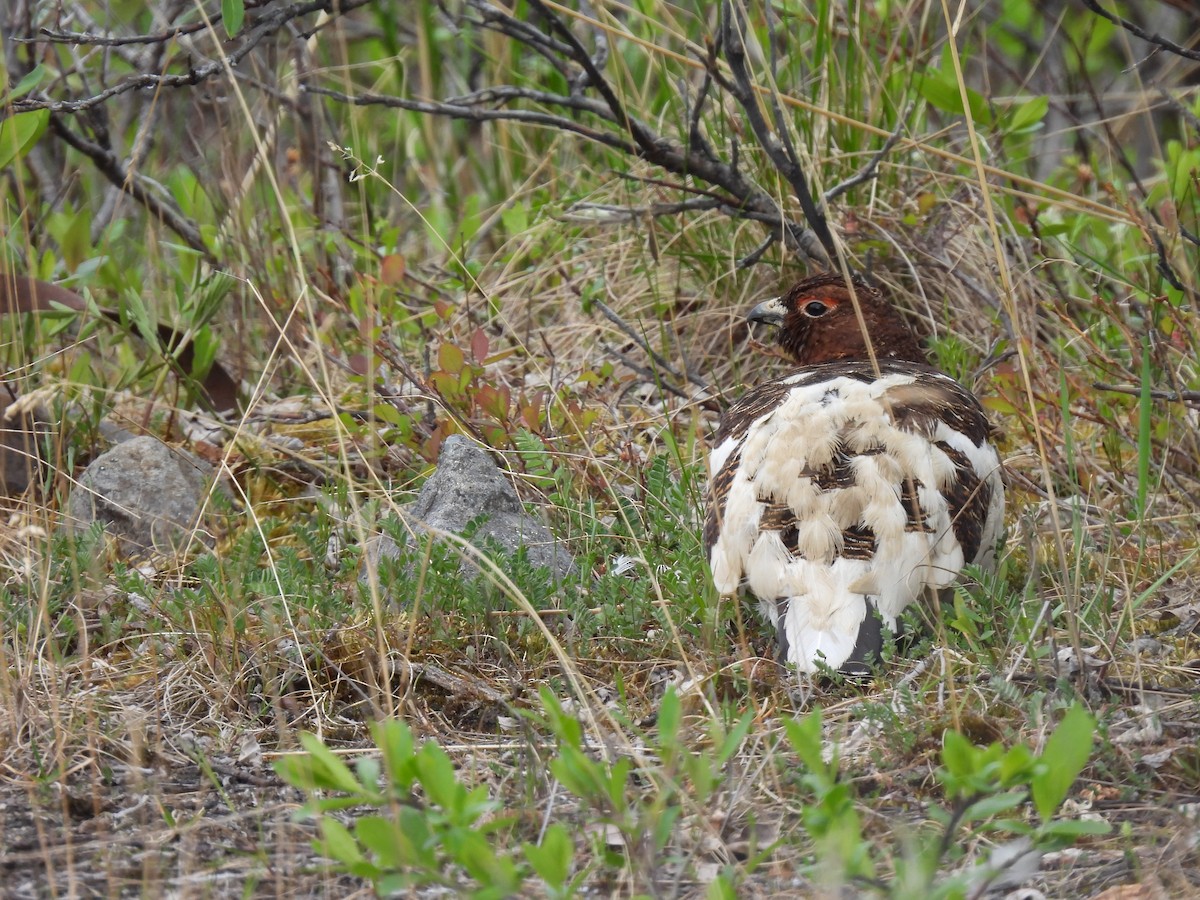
top-left (747, 273), bottom-right (927, 366)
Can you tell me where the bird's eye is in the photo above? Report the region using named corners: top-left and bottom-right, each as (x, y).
top-left (802, 300), bottom-right (831, 317)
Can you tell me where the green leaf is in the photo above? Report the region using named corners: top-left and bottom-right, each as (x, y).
top-left (415, 742), bottom-right (467, 815)
top-left (919, 74), bottom-right (965, 116)
top-left (439, 341), bottom-right (465, 374)
top-left (1009, 94), bottom-right (1048, 133)
top-left (707, 874), bottom-right (738, 900)
top-left (538, 686), bottom-right (583, 748)
top-left (606, 758), bottom-right (631, 812)
top-left (355, 816), bottom-right (404, 869)
top-left (397, 805), bottom-right (438, 869)
top-left (445, 828), bottom-right (519, 891)
top-left (0, 109), bottom-right (50, 170)
top-left (188, 327), bottom-right (218, 382)
top-left (651, 804), bottom-right (682, 852)
top-left (373, 718), bottom-right (418, 791)
top-left (549, 748), bottom-right (594, 801)
top-left (919, 68), bottom-right (992, 126)
top-left (318, 817), bottom-right (366, 866)
top-left (997, 743), bottom-right (1036, 786)
top-left (941, 730), bottom-right (978, 782)
top-left (222, 0), bottom-right (244, 37)
top-left (783, 710), bottom-right (827, 780)
top-left (523, 823), bottom-right (573, 889)
top-left (5, 64), bottom-right (47, 102)
top-left (1031, 703), bottom-right (1096, 822)
top-left (1039, 818), bottom-right (1112, 839)
top-left (714, 711), bottom-right (753, 767)
top-left (297, 731), bottom-right (368, 794)
top-left (961, 789), bottom-right (1027, 822)
top-left (355, 755), bottom-right (381, 791)
top-left (657, 687), bottom-right (681, 754)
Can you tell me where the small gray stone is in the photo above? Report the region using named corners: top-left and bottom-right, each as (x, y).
top-left (67, 435), bottom-right (219, 555)
top-left (1130, 636), bottom-right (1165, 657)
top-left (365, 435), bottom-right (577, 585)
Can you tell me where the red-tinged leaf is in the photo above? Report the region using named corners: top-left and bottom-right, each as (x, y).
top-left (471, 327), bottom-right (489, 365)
top-left (346, 353), bottom-right (375, 376)
top-left (475, 385), bottom-right (497, 417)
top-left (520, 396), bottom-right (544, 431)
top-left (438, 342), bottom-right (464, 374)
top-left (433, 299), bottom-right (453, 320)
top-left (476, 384), bottom-right (511, 420)
top-left (380, 254), bottom-right (406, 286)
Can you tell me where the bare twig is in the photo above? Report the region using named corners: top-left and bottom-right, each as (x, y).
top-left (718, 2), bottom-right (832, 264)
top-left (593, 299), bottom-right (685, 381)
top-left (683, 68), bottom-right (721, 165)
top-left (604, 346), bottom-right (693, 401)
top-left (48, 117), bottom-right (213, 261)
top-left (559, 198), bottom-right (723, 223)
top-left (305, 84), bottom-right (640, 156)
top-left (738, 233), bottom-right (778, 269)
top-left (572, 0), bottom-right (609, 92)
top-left (1079, 0), bottom-right (1200, 61)
top-left (1094, 383), bottom-right (1200, 407)
top-left (825, 110), bottom-right (909, 203)
top-left (29, 20), bottom-right (215, 47)
top-left (469, 0), bottom-right (577, 80)
top-left (526, 0), bottom-right (660, 159)
top-left (12, 0), bottom-right (374, 114)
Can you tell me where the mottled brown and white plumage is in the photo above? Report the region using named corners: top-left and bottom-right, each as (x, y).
top-left (704, 273), bottom-right (1005, 674)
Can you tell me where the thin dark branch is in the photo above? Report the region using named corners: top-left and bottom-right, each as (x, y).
top-left (29, 20), bottom-right (215, 47)
top-left (738, 233), bottom-right (778, 269)
top-left (442, 84), bottom-right (616, 118)
top-left (572, 0), bottom-right (609, 92)
top-left (307, 85), bottom-right (807, 253)
top-left (612, 171), bottom-right (731, 202)
top-left (48, 117), bottom-right (213, 262)
top-left (1094, 383), bottom-right (1200, 407)
top-left (604, 345), bottom-right (692, 401)
top-left (559, 198), bottom-right (723, 223)
top-left (303, 85), bottom-right (639, 154)
top-left (1059, 41), bottom-right (1187, 294)
top-left (684, 66), bottom-right (721, 164)
top-left (526, 0), bottom-right (661, 159)
top-left (761, 3), bottom-right (830, 245)
top-left (594, 299), bottom-right (685, 381)
top-left (295, 0), bottom-right (826, 268)
top-left (825, 109), bottom-right (909, 203)
top-left (585, 281), bottom-right (712, 395)
top-left (1157, 87), bottom-right (1200, 136)
top-left (468, 0), bottom-right (577, 81)
top-left (1079, 0), bottom-right (1200, 61)
top-left (13, 0), bottom-right (374, 114)
top-left (719, 2), bottom-right (832, 263)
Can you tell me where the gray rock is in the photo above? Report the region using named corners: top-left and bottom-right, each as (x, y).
top-left (67, 435), bottom-right (219, 555)
top-left (364, 435), bottom-right (577, 585)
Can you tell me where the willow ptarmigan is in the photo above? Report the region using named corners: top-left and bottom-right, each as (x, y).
top-left (704, 273), bottom-right (1005, 674)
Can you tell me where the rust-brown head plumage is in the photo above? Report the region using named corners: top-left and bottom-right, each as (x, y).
top-left (748, 273), bottom-right (926, 366)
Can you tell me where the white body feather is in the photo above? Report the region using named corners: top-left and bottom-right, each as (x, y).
top-left (707, 365), bottom-right (1005, 673)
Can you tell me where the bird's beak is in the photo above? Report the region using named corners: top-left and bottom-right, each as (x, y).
top-left (746, 296), bottom-right (787, 325)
